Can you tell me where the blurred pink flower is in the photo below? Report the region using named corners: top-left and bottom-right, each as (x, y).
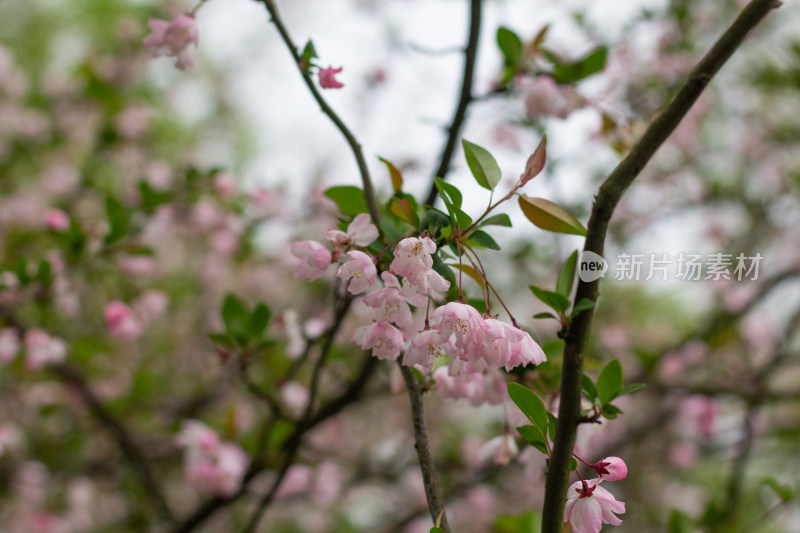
top-left (318, 66), bottom-right (344, 89)
top-left (478, 434), bottom-right (519, 465)
top-left (291, 240), bottom-right (332, 281)
top-left (104, 301), bottom-right (144, 340)
top-left (564, 478), bottom-right (625, 533)
top-left (44, 209), bottom-right (69, 231)
top-left (143, 14), bottom-right (199, 71)
top-left (0, 328), bottom-right (20, 365)
top-left (24, 329), bottom-right (68, 370)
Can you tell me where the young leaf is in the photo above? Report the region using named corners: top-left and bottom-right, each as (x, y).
top-left (462, 139), bottom-right (502, 191)
top-left (478, 213), bottom-right (512, 228)
top-left (518, 195), bottom-right (586, 236)
top-left (602, 403), bottom-right (622, 419)
top-left (529, 285), bottom-right (570, 314)
top-left (570, 298), bottom-right (596, 318)
top-left (433, 177), bottom-right (463, 209)
top-left (497, 27), bottom-right (523, 68)
top-left (556, 250), bottom-right (578, 297)
top-left (465, 230), bottom-right (500, 250)
top-left (570, 457), bottom-right (579, 471)
top-left (597, 359), bottom-right (623, 404)
top-left (546, 412), bottom-right (558, 442)
top-left (324, 186), bottom-right (369, 216)
top-left (453, 206), bottom-right (472, 229)
top-left (762, 477), bottom-right (795, 502)
top-left (668, 510), bottom-right (692, 533)
top-left (520, 135), bottom-right (547, 186)
top-left (221, 293), bottom-right (249, 338)
top-left (552, 46), bottom-right (608, 84)
top-left (581, 374), bottom-right (597, 402)
top-left (618, 383), bottom-right (646, 396)
top-left (508, 382), bottom-right (548, 433)
top-left (378, 156), bottom-right (403, 193)
top-left (248, 303), bottom-right (271, 339)
top-left (533, 312), bottom-right (559, 320)
top-left (390, 198), bottom-right (419, 228)
top-left (516, 425), bottom-right (548, 454)
top-left (208, 333), bottom-right (236, 349)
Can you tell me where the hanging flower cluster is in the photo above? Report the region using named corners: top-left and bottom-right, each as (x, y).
top-left (565, 456), bottom-right (628, 533)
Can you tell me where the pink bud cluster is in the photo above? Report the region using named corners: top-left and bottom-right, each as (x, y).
top-left (175, 420), bottom-right (248, 498)
top-left (2, 329), bottom-right (69, 370)
top-left (143, 14), bottom-right (199, 71)
top-left (565, 456), bottom-right (627, 533)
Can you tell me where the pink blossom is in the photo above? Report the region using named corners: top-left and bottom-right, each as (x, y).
top-left (116, 255), bottom-right (157, 276)
top-left (143, 14), bottom-right (199, 71)
top-left (505, 331), bottom-right (547, 371)
top-left (352, 322), bottom-right (405, 360)
top-left (291, 240), bottom-right (332, 281)
top-left (318, 66), bottom-right (344, 89)
top-left (44, 209), bottom-right (69, 231)
top-left (214, 172), bottom-right (238, 199)
top-left (326, 213), bottom-right (379, 253)
top-left (176, 420), bottom-right (248, 497)
top-left (175, 420), bottom-right (220, 455)
top-left (390, 236), bottom-right (437, 284)
top-left (477, 318), bottom-right (526, 367)
top-left (430, 302), bottom-right (486, 348)
top-left (478, 434), bottom-right (519, 465)
top-left (362, 287), bottom-right (413, 330)
top-left (337, 250), bottom-right (377, 294)
top-left (24, 329), bottom-right (68, 370)
top-left (213, 444), bottom-right (248, 497)
top-left (281, 381), bottom-right (309, 418)
top-left (276, 464), bottom-right (313, 499)
top-left (593, 456), bottom-right (627, 481)
top-left (403, 328), bottom-right (454, 372)
top-left (104, 301), bottom-right (144, 340)
top-left (132, 290), bottom-right (168, 323)
top-left (381, 272), bottom-right (427, 307)
top-left (0, 328), bottom-right (20, 365)
top-left (564, 479), bottom-right (625, 533)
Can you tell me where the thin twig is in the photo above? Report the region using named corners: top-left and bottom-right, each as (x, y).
top-left (540, 2), bottom-right (780, 531)
top-left (424, 0), bottom-right (483, 206)
top-left (258, 0), bottom-right (381, 225)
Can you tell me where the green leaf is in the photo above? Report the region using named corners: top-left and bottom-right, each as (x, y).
top-left (497, 27), bottom-right (524, 68)
top-left (762, 477), bottom-right (795, 502)
top-left (452, 206), bottom-right (472, 229)
top-left (462, 139), bottom-right (502, 191)
top-left (556, 251), bottom-right (578, 297)
top-left (479, 213), bottom-right (512, 228)
top-left (248, 303), bottom-right (271, 339)
top-left (533, 312), bottom-right (559, 320)
top-left (208, 333), bottom-right (236, 349)
top-left (390, 198), bottom-right (419, 228)
top-left (449, 263), bottom-right (486, 289)
top-left (508, 382), bottom-right (548, 434)
top-left (668, 509), bottom-right (692, 533)
top-left (104, 196), bottom-right (130, 245)
top-left (547, 412), bottom-right (558, 442)
top-left (570, 457), bottom-right (578, 471)
top-left (421, 208), bottom-right (451, 238)
top-left (597, 359), bottom-right (623, 404)
top-left (433, 177), bottom-right (462, 209)
top-left (378, 156), bottom-right (403, 193)
top-left (529, 285), bottom-right (570, 314)
top-left (221, 293), bottom-right (249, 338)
top-left (602, 403), bottom-right (622, 419)
top-left (430, 529), bottom-right (446, 533)
top-left (516, 425), bottom-right (548, 454)
top-left (465, 230), bottom-right (500, 250)
top-left (324, 186), bottom-right (369, 216)
top-left (519, 195), bottom-right (586, 236)
top-left (581, 374), bottom-right (597, 402)
top-left (570, 298), bottom-right (596, 318)
top-left (552, 46), bottom-right (608, 84)
top-left (619, 383), bottom-right (646, 396)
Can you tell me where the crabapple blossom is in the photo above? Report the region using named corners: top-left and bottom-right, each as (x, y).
top-left (564, 478), bottom-right (626, 533)
top-left (176, 421), bottom-right (248, 497)
top-left (593, 456), bottom-right (627, 481)
top-left (430, 301), bottom-right (486, 348)
top-left (175, 420), bottom-right (220, 455)
top-left (318, 66), bottom-right (344, 89)
top-left (390, 236), bottom-right (437, 284)
top-left (505, 330), bottom-right (547, 371)
top-left (477, 318), bottom-right (527, 368)
top-left (291, 240), bottom-right (332, 281)
top-left (104, 301), bottom-right (144, 340)
top-left (352, 321), bottom-right (405, 360)
top-left (0, 328), bottom-right (20, 364)
top-left (380, 272), bottom-right (427, 307)
top-left (44, 209), bottom-right (69, 231)
top-left (24, 329), bottom-right (67, 370)
top-left (362, 287), bottom-right (413, 330)
top-left (402, 328), bottom-right (456, 372)
top-left (326, 213), bottom-right (379, 254)
top-left (143, 14), bottom-right (199, 71)
top-left (337, 250), bottom-right (377, 294)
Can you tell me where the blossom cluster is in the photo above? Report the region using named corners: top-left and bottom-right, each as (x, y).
top-left (0, 328), bottom-right (68, 370)
top-left (565, 457), bottom-right (627, 533)
top-left (175, 420), bottom-right (249, 498)
top-left (291, 220), bottom-right (547, 382)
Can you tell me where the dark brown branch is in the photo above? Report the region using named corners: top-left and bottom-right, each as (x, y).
top-left (258, 0), bottom-right (381, 225)
top-left (540, 2), bottom-right (780, 531)
top-left (424, 0), bottom-right (483, 206)
top-left (399, 365), bottom-right (450, 532)
top-left (53, 363), bottom-right (175, 523)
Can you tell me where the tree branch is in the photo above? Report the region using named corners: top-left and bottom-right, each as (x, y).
top-left (399, 364), bottom-right (450, 532)
top-left (53, 363), bottom-right (175, 523)
top-left (424, 0), bottom-right (483, 206)
top-left (540, 1), bottom-right (781, 531)
top-left (258, 0), bottom-right (381, 225)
